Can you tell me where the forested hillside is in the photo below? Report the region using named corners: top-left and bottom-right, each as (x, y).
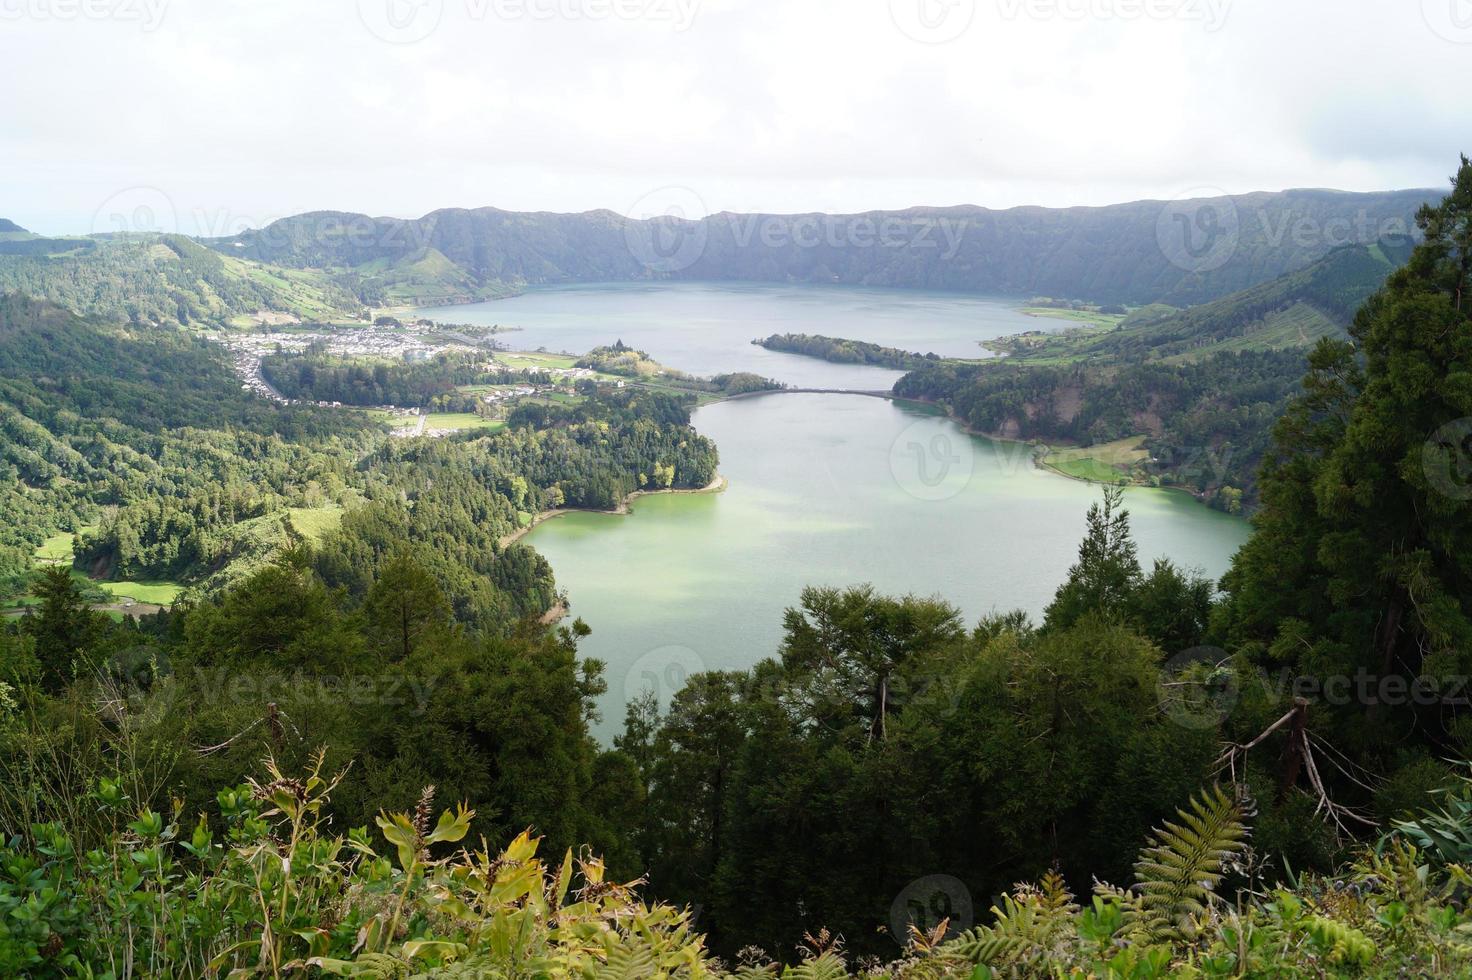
top-left (0, 292), bottom-right (718, 610)
top-left (0, 294), bottom-right (371, 590)
top-left (2, 159), bottom-right (1471, 976)
top-left (0, 233), bottom-right (362, 329)
top-left (891, 237), bottom-right (1424, 510)
top-left (212, 188), bottom-right (1432, 307)
top-left (991, 239), bottom-right (1415, 363)
top-left (896, 350), bottom-right (1305, 509)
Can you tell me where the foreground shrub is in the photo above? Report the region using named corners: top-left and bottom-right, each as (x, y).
top-left (2, 764), bottom-right (1470, 977)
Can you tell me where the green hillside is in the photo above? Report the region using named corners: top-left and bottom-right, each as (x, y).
top-left (0, 293), bottom-right (373, 593)
top-left (0, 232), bottom-right (363, 328)
top-left (353, 245), bottom-right (516, 306)
top-left (990, 240), bottom-right (1413, 364)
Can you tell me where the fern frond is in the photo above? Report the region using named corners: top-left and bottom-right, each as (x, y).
top-left (781, 951), bottom-right (848, 980)
top-left (1132, 784), bottom-right (1247, 941)
top-left (732, 965), bottom-right (780, 980)
top-left (1037, 869), bottom-right (1075, 912)
top-left (593, 943), bottom-right (658, 980)
top-left (939, 888), bottom-right (1074, 969)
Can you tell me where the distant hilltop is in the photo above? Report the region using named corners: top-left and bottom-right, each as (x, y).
top-left (207, 187), bottom-right (1437, 309)
top-left (0, 219), bottom-right (27, 234)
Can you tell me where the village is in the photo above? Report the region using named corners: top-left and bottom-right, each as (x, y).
top-left (209, 322), bottom-right (612, 436)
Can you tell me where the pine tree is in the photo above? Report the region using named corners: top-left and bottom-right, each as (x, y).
top-left (1043, 487), bottom-right (1142, 633)
top-left (1221, 155), bottom-right (1472, 753)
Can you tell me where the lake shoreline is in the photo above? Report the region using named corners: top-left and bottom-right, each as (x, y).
top-left (893, 394), bottom-right (1219, 505)
top-left (499, 474), bottom-right (729, 550)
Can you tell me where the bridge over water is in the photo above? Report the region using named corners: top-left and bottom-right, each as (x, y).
top-left (725, 387), bottom-right (896, 400)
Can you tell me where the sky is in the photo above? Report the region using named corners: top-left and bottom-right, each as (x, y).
top-left (1, 0), bottom-right (1468, 235)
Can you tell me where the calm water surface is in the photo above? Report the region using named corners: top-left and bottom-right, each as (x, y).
top-left (418, 281), bottom-right (1051, 388)
top-left (419, 283), bottom-right (1251, 738)
top-left (527, 394), bottom-right (1251, 738)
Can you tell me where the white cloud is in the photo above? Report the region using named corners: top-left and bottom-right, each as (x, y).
top-left (0, 0), bottom-right (1464, 233)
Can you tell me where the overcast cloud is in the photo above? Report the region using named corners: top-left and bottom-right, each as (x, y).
top-left (1, 0), bottom-right (1468, 234)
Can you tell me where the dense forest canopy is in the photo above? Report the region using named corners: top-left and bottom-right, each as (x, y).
top-left (755, 333), bottom-right (942, 370)
top-left (262, 346), bottom-right (542, 408)
top-left (0, 234), bottom-right (362, 329)
top-left (895, 349), bottom-right (1305, 510)
top-left (0, 159), bottom-right (1470, 975)
top-left (885, 236), bottom-right (1425, 512)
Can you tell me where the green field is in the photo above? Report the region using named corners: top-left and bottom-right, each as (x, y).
top-left (1159, 302), bottom-right (1340, 362)
top-left (364, 409), bottom-right (420, 429)
top-left (1019, 307), bottom-right (1128, 329)
top-left (1042, 436), bottom-right (1148, 485)
top-left (288, 506), bottom-right (345, 543)
top-left (425, 413), bottom-right (506, 432)
top-left (62, 570), bottom-right (185, 606)
top-left (498, 351), bottom-right (579, 370)
top-left (70, 570), bottom-right (185, 606)
top-left (34, 527), bottom-right (93, 562)
top-left (100, 580), bottom-right (185, 605)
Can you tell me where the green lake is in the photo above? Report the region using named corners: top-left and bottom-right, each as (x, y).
top-left (418, 283), bottom-right (1255, 738)
top-left (527, 393), bottom-right (1252, 738)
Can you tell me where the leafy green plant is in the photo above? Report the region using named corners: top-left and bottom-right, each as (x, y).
top-left (1390, 763), bottom-right (1472, 866)
top-left (2, 767), bottom-right (1470, 977)
top-left (1131, 783), bottom-right (1248, 941)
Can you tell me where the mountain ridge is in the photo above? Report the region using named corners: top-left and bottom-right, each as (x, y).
top-left (207, 187), bottom-right (1436, 309)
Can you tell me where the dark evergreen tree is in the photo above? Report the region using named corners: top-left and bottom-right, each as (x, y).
top-left (1221, 157), bottom-right (1472, 761)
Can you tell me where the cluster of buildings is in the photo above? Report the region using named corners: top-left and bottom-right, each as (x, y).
top-left (209, 326), bottom-right (625, 433)
top-left (210, 324), bottom-right (482, 405)
top-left (480, 384), bottom-right (538, 403)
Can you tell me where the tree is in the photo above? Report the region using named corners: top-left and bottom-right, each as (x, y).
top-left (1130, 558), bottom-right (1213, 654)
top-left (1221, 156), bottom-right (1472, 760)
top-left (364, 552), bottom-right (452, 662)
top-left (24, 567), bottom-right (104, 692)
top-left (939, 615), bottom-right (1217, 894)
top-left (1043, 486), bottom-right (1141, 632)
top-left (778, 585), bottom-right (964, 744)
top-left (637, 670), bottom-right (748, 943)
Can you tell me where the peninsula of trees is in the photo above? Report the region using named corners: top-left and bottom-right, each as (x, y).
top-left (754, 332), bottom-right (943, 369)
